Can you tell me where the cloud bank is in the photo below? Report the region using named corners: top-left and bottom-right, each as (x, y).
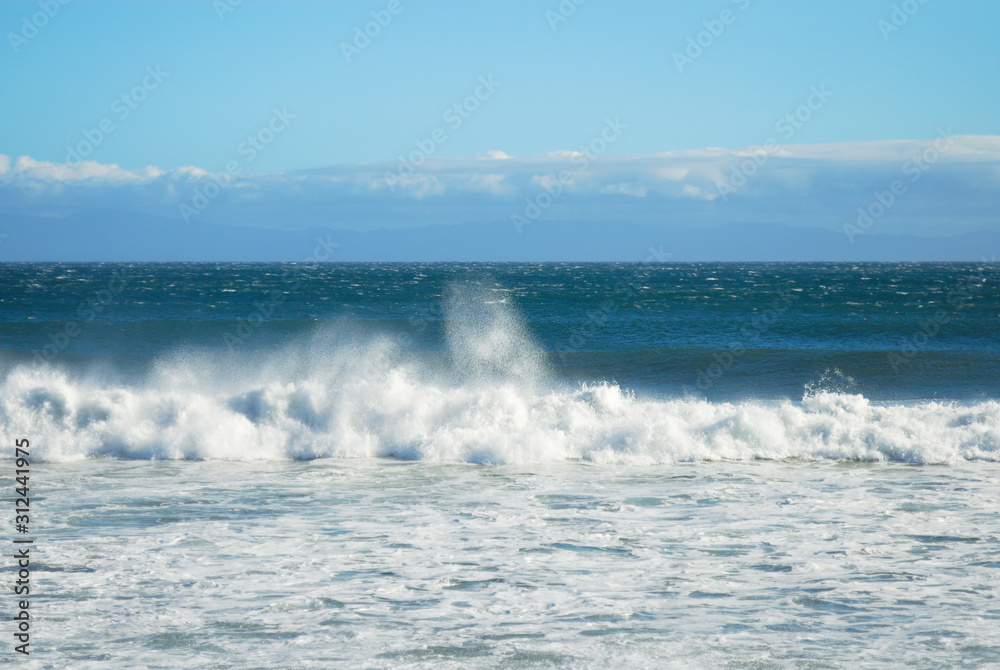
top-left (1, 134), bottom-right (999, 237)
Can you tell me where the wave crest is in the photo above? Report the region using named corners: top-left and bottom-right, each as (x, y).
top-left (3, 291), bottom-right (997, 464)
top-left (1, 351), bottom-right (997, 464)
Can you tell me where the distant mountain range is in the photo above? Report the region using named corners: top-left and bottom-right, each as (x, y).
top-left (1, 211), bottom-right (997, 262)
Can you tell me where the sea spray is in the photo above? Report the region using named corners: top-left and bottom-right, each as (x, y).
top-left (2, 350), bottom-right (998, 464)
top-left (3, 272), bottom-right (998, 465)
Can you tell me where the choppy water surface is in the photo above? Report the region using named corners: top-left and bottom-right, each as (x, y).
top-left (1, 262), bottom-right (999, 667)
top-left (28, 459), bottom-right (1000, 669)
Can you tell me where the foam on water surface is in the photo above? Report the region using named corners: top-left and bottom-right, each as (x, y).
top-left (2, 289), bottom-right (998, 464)
top-left (4, 362), bottom-right (1000, 464)
top-left (21, 458), bottom-right (1000, 669)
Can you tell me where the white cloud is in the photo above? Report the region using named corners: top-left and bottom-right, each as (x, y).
top-left (466, 172), bottom-right (508, 195)
top-left (655, 166), bottom-right (691, 181)
top-left (754, 134), bottom-right (1000, 162)
top-left (5, 155), bottom-right (164, 183)
top-left (1, 136), bottom-right (998, 236)
top-left (600, 183), bottom-right (647, 197)
top-left (682, 184), bottom-right (714, 200)
top-left (175, 166), bottom-right (209, 179)
top-left (384, 173), bottom-right (446, 199)
top-left (531, 173), bottom-right (571, 191)
top-left (551, 150), bottom-right (584, 157)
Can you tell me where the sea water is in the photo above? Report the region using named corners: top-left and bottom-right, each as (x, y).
top-left (1, 262), bottom-right (998, 668)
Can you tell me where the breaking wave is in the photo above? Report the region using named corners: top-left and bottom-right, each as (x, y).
top-left (1, 286), bottom-right (998, 464)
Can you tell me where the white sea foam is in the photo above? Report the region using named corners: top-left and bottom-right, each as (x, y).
top-left (2, 351), bottom-right (998, 464)
top-left (2, 291), bottom-right (998, 464)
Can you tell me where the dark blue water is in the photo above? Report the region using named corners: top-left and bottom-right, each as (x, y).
top-left (1, 262), bottom-right (997, 400)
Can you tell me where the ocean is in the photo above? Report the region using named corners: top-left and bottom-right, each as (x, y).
top-left (1, 262), bottom-right (999, 668)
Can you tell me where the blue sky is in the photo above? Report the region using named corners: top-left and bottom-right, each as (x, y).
top-left (2, 0), bottom-right (998, 172)
top-left (1, 0), bottom-right (999, 258)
